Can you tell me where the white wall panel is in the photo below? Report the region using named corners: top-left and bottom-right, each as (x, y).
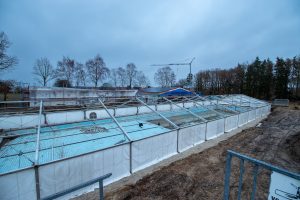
top-left (39, 144), bottom-right (130, 198)
top-left (238, 112), bottom-right (249, 127)
top-left (66, 111), bottom-right (84, 123)
top-left (0, 114), bottom-right (45, 130)
top-left (256, 108), bottom-right (262, 118)
top-left (184, 102), bottom-right (194, 108)
top-left (178, 124), bottom-right (206, 152)
top-left (225, 115), bottom-right (238, 132)
top-left (206, 118), bottom-right (225, 140)
top-left (46, 112), bottom-right (67, 124)
top-left (0, 169), bottom-right (37, 200)
top-left (115, 107), bottom-right (137, 117)
top-left (138, 105), bottom-right (156, 114)
top-left (248, 110), bottom-right (256, 122)
top-left (132, 131), bottom-right (177, 172)
top-left (157, 104), bottom-right (171, 111)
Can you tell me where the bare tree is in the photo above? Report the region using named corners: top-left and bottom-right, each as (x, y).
top-left (0, 32), bottom-right (18, 73)
top-left (154, 66), bottom-right (176, 87)
top-left (126, 63), bottom-right (137, 88)
top-left (110, 68), bottom-right (118, 87)
top-left (33, 57), bottom-right (55, 86)
top-left (117, 67), bottom-right (127, 87)
top-left (74, 62), bottom-right (86, 87)
top-left (86, 54), bottom-right (110, 87)
top-left (135, 71), bottom-right (149, 88)
top-left (56, 56), bottom-right (75, 85)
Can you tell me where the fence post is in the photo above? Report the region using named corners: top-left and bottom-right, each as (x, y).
top-left (223, 152), bottom-right (232, 200)
top-left (99, 180), bottom-right (104, 200)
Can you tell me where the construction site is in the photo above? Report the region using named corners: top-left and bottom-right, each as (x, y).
top-left (0, 92), bottom-right (280, 200)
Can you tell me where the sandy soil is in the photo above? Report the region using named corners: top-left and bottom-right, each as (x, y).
top-left (76, 105), bottom-right (300, 200)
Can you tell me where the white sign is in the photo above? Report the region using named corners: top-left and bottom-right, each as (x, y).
top-left (268, 171), bottom-right (300, 200)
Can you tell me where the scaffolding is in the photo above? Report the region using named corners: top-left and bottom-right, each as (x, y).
top-left (0, 94), bottom-right (271, 200)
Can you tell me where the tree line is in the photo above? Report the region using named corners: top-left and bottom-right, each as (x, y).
top-left (194, 56), bottom-right (300, 100)
top-left (1, 31), bottom-right (300, 100)
top-left (32, 56), bottom-right (150, 88)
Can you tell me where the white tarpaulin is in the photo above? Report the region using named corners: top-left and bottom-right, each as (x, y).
top-left (46, 111), bottom-right (84, 125)
top-left (225, 115), bottom-right (238, 132)
top-left (248, 110), bottom-right (256, 122)
top-left (131, 131), bottom-right (177, 172)
top-left (238, 112), bottom-right (249, 127)
top-left (178, 124), bottom-right (206, 152)
top-left (256, 108), bottom-right (262, 119)
top-left (115, 107), bottom-right (137, 116)
top-left (0, 169), bottom-right (37, 200)
top-left (206, 118), bottom-right (225, 140)
top-left (0, 114), bottom-right (45, 129)
top-left (38, 144), bottom-right (130, 198)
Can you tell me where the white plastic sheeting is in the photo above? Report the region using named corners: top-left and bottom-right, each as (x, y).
top-left (156, 104), bottom-right (171, 111)
top-left (46, 111), bottom-right (84, 125)
top-left (131, 131), bottom-right (177, 172)
top-left (184, 102), bottom-right (194, 108)
top-left (138, 105), bottom-right (155, 114)
top-left (172, 103), bottom-right (184, 110)
top-left (256, 108), bottom-right (262, 118)
top-left (248, 110), bottom-right (256, 122)
top-left (38, 144), bottom-right (130, 198)
top-left (178, 124), bottom-right (206, 152)
top-left (238, 112), bottom-right (249, 127)
top-left (0, 169), bottom-right (37, 200)
top-left (0, 114), bottom-right (45, 130)
top-left (206, 118), bottom-right (225, 140)
top-left (115, 107), bottom-right (137, 117)
top-left (225, 115), bottom-right (238, 132)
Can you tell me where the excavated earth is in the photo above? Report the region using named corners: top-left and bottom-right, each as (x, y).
top-left (76, 105), bottom-right (300, 200)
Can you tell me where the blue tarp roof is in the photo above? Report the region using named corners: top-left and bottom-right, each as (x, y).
top-left (138, 87), bottom-right (194, 96)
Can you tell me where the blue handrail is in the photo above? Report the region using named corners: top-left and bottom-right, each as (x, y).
top-left (223, 150), bottom-right (300, 200)
top-left (41, 173), bottom-right (112, 200)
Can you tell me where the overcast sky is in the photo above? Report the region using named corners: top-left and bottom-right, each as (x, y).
top-left (1, 0), bottom-right (300, 86)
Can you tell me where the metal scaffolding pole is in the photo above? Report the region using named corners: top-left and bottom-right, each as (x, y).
top-left (183, 96), bottom-right (226, 117)
top-left (136, 97), bottom-right (179, 129)
top-left (98, 98), bottom-right (131, 141)
top-left (162, 97), bottom-right (207, 122)
top-left (195, 95), bottom-right (239, 114)
top-left (34, 100), bottom-right (43, 165)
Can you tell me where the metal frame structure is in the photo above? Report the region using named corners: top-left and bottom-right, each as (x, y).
top-left (224, 150), bottom-right (300, 200)
top-left (0, 94), bottom-right (271, 200)
top-left (41, 173), bottom-right (112, 200)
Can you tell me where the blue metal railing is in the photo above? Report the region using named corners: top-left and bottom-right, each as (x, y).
top-left (223, 150), bottom-right (300, 200)
top-left (41, 173), bottom-right (112, 200)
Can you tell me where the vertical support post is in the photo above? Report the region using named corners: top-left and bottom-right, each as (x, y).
top-left (34, 165), bottom-right (41, 200)
top-left (250, 165), bottom-right (259, 200)
top-left (176, 129), bottom-right (180, 153)
top-left (98, 98), bottom-right (133, 174)
top-left (99, 180), bottom-right (104, 200)
top-left (223, 152), bottom-right (232, 200)
top-left (35, 100), bottom-right (43, 165)
top-left (237, 159), bottom-right (245, 200)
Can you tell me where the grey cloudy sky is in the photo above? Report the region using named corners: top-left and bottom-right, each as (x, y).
top-left (1, 0), bottom-right (300, 85)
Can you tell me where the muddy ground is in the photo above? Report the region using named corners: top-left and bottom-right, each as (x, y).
top-left (77, 105), bottom-right (300, 200)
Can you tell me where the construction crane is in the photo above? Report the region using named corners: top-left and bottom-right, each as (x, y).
top-left (151, 57), bottom-right (195, 85)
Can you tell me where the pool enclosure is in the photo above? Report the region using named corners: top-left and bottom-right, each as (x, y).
top-left (0, 94), bottom-right (271, 200)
